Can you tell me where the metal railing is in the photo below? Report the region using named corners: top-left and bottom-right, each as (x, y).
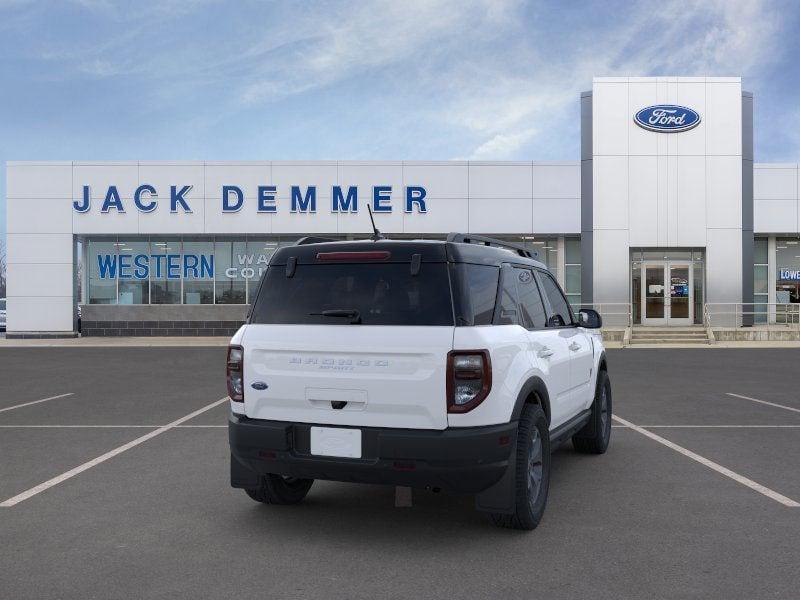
top-left (703, 303), bottom-right (800, 329)
top-left (576, 303), bottom-right (632, 328)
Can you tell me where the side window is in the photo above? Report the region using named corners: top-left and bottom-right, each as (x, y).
top-left (495, 266), bottom-right (519, 325)
top-left (538, 271), bottom-right (574, 327)
top-left (515, 268), bottom-right (547, 329)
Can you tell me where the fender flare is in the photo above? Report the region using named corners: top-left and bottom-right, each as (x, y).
top-left (598, 349), bottom-right (608, 373)
top-left (510, 376), bottom-right (551, 424)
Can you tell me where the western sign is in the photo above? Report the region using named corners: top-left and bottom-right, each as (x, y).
top-left (73, 185), bottom-right (428, 214)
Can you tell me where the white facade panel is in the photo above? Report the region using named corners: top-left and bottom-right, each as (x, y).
top-left (73, 163), bottom-right (139, 201)
top-left (469, 198), bottom-right (532, 233)
top-left (74, 205), bottom-right (140, 234)
top-left (7, 263), bottom-right (73, 298)
top-left (676, 156), bottom-right (707, 246)
top-left (532, 163), bottom-right (580, 199)
top-left (271, 163), bottom-right (339, 200)
top-left (204, 163), bottom-right (272, 200)
top-left (404, 198), bottom-right (469, 233)
top-left (532, 198), bottom-right (580, 234)
top-left (7, 233), bottom-right (73, 265)
top-left (402, 163), bottom-right (468, 198)
top-left (592, 229), bottom-right (630, 305)
top-left (675, 81), bottom-right (706, 156)
top-left (593, 82), bottom-right (629, 156)
top-left (628, 80), bottom-right (659, 156)
top-left (705, 82), bottom-right (742, 156)
top-left (593, 156), bottom-right (628, 229)
top-left (706, 228), bottom-right (743, 305)
top-left (754, 165), bottom-right (798, 200)
top-left (628, 156), bottom-right (658, 247)
top-left (7, 163), bottom-right (72, 199)
top-left (469, 164), bottom-right (532, 199)
top-left (754, 200), bottom-right (798, 233)
top-left (706, 155), bottom-right (742, 229)
top-left (7, 197), bottom-right (73, 234)
top-left (6, 296), bottom-right (74, 332)
top-left (203, 197), bottom-right (272, 234)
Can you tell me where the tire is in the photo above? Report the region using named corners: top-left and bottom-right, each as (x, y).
top-left (245, 474), bottom-right (314, 505)
top-left (572, 370), bottom-right (612, 454)
top-left (489, 403), bottom-right (551, 530)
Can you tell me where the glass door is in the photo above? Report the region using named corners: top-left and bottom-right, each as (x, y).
top-left (640, 262), bottom-right (693, 326)
top-left (668, 264), bottom-right (692, 326)
top-left (642, 264), bottom-right (667, 325)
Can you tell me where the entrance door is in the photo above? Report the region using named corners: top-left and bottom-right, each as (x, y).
top-left (640, 262), bottom-right (693, 326)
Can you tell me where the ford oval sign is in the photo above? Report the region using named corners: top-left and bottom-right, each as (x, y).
top-left (634, 105), bottom-right (701, 133)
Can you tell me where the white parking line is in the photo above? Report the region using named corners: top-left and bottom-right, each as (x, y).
top-left (611, 425), bottom-right (800, 428)
top-left (726, 393), bottom-right (800, 415)
top-left (0, 397), bottom-right (229, 508)
top-left (613, 414), bottom-right (800, 508)
top-left (0, 393), bottom-right (74, 414)
top-left (0, 425), bottom-right (227, 428)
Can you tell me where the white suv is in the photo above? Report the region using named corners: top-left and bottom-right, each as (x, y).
top-left (228, 234), bottom-right (611, 530)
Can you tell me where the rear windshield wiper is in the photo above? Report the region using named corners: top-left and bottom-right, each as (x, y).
top-left (309, 309), bottom-right (362, 324)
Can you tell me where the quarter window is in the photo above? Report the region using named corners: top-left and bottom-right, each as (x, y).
top-left (515, 268), bottom-right (547, 329)
top-left (538, 271), bottom-right (573, 327)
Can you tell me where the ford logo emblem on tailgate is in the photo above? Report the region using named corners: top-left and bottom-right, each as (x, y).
top-left (251, 381), bottom-right (269, 390)
top-left (634, 105), bottom-right (701, 133)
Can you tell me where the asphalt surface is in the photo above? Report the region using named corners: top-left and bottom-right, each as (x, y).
top-left (1, 347), bottom-right (799, 599)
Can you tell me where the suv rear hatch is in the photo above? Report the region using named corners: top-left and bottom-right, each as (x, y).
top-left (242, 243), bottom-right (455, 430)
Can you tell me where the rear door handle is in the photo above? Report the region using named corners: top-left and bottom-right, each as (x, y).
top-left (538, 347), bottom-right (554, 358)
top-left (569, 342), bottom-right (581, 352)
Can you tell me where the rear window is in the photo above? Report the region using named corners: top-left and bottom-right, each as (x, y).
top-left (249, 263), bottom-right (454, 326)
top-left (451, 264), bottom-right (500, 326)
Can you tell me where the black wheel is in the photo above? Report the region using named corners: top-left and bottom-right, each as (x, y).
top-left (572, 370), bottom-right (612, 454)
top-left (489, 403), bottom-right (551, 530)
top-left (245, 474), bottom-right (314, 505)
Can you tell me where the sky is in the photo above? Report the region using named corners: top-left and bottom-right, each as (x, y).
top-left (1, 0), bottom-right (800, 238)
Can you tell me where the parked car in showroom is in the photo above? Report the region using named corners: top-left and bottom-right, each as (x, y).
top-left (227, 234), bottom-right (611, 530)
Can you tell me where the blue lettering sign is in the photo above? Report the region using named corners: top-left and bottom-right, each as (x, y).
top-left (405, 186), bottom-right (427, 213)
top-left (779, 268), bottom-right (800, 281)
top-left (134, 185), bottom-right (157, 212)
top-left (98, 254), bottom-right (118, 279)
top-left (74, 186), bottom-right (91, 213)
top-left (258, 186), bottom-right (277, 213)
top-left (372, 186), bottom-right (392, 213)
top-left (332, 186), bottom-right (358, 213)
top-left (291, 186), bottom-right (316, 213)
top-left (222, 186), bottom-right (244, 212)
top-left (170, 185), bottom-right (193, 213)
top-left (133, 254), bottom-right (149, 279)
top-left (101, 186), bottom-right (125, 213)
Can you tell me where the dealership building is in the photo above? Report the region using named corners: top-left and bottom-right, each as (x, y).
top-left (5, 76), bottom-right (800, 337)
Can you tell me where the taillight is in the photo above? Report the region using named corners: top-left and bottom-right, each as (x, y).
top-left (227, 345), bottom-right (244, 402)
top-left (447, 350), bottom-right (491, 413)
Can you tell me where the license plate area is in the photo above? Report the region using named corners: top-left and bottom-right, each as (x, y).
top-left (310, 426), bottom-right (362, 458)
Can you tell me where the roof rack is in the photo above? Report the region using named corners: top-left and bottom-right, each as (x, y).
top-left (296, 236), bottom-right (338, 245)
top-left (446, 233), bottom-right (536, 259)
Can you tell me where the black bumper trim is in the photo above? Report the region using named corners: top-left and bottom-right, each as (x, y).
top-left (229, 414), bottom-right (516, 494)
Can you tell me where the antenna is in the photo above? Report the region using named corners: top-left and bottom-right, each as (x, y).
top-left (366, 204), bottom-right (384, 241)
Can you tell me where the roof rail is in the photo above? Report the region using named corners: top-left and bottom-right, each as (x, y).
top-left (446, 233), bottom-right (536, 259)
top-left (296, 236), bottom-right (338, 245)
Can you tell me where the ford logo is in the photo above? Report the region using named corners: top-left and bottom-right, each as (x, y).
top-left (634, 105), bottom-right (701, 133)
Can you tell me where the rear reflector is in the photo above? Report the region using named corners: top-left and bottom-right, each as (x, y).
top-left (316, 251), bottom-right (391, 261)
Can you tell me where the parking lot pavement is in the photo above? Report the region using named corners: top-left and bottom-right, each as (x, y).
top-left (1, 347), bottom-right (799, 599)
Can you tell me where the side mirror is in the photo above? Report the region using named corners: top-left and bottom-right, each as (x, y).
top-left (577, 308), bottom-right (602, 329)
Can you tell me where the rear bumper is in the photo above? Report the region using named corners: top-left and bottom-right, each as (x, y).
top-left (229, 413), bottom-right (516, 494)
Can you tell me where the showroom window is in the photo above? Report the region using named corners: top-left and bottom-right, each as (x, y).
top-left (87, 239), bottom-right (118, 304)
top-left (754, 237), bottom-right (768, 323)
top-left (564, 237), bottom-right (581, 307)
top-left (182, 238), bottom-right (214, 304)
top-left (150, 238), bottom-right (182, 304)
top-left (118, 240), bottom-right (150, 304)
top-left (776, 237), bottom-right (800, 304)
top-left (214, 239), bottom-right (247, 305)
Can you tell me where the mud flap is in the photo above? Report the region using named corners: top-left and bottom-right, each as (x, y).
top-left (474, 440), bottom-right (517, 515)
top-left (230, 454), bottom-right (261, 489)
